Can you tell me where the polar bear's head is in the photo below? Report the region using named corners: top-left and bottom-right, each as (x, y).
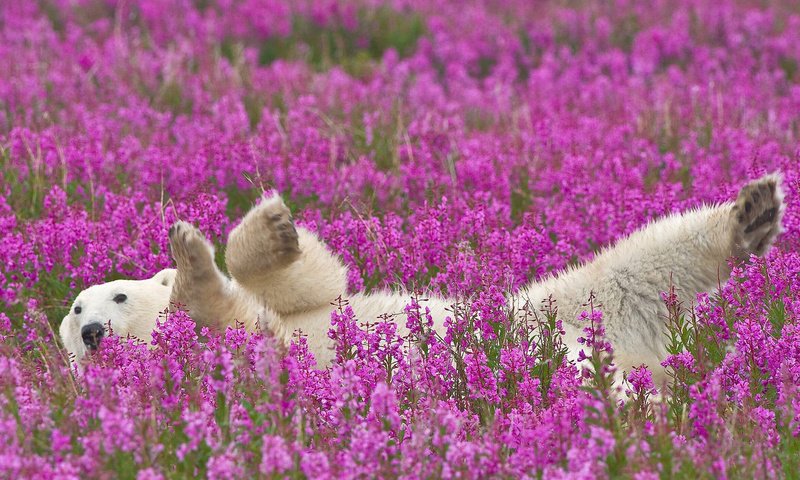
top-left (60, 269), bottom-right (176, 363)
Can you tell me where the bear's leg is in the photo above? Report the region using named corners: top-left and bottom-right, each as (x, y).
top-left (620, 174), bottom-right (784, 386)
top-left (169, 221), bottom-right (268, 332)
top-left (524, 174), bottom-right (784, 397)
top-left (225, 194), bottom-right (349, 315)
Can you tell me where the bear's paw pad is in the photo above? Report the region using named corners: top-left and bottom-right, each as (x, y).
top-left (732, 174), bottom-right (785, 256)
top-left (168, 221), bottom-right (215, 268)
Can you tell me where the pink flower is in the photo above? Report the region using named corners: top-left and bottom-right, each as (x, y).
top-left (626, 365), bottom-right (656, 396)
top-left (260, 436), bottom-right (294, 476)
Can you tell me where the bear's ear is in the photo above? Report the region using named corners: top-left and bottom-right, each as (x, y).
top-left (152, 269), bottom-right (177, 287)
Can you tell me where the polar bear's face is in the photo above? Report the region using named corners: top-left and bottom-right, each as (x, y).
top-left (60, 269), bottom-right (176, 363)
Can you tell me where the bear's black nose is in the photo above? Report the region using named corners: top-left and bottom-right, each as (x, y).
top-left (81, 323), bottom-right (105, 351)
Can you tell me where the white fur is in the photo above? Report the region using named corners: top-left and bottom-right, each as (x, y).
top-left (61, 176), bottom-right (784, 390)
top-left (230, 205), bottom-right (731, 379)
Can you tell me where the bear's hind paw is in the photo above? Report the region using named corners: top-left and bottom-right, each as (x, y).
top-left (732, 173), bottom-right (785, 258)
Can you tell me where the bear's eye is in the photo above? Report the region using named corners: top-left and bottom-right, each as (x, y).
top-left (113, 294), bottom-right (128, 304)
top-left (74, 306), bottom-right (82, 315)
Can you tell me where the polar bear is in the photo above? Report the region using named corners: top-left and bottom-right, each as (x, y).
top-left (60, 175), bottom-right (785, 388)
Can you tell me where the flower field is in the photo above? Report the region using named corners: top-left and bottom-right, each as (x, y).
top-left (3, 0), bottom-right (800, 477)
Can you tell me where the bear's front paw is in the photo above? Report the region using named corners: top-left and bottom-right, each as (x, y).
top-left (226, 194), bottom-right (301, 279)
top-left (168, 221), bottom-right (216, 275)
top-left (257, 195), bottom-right (301, 264)
top-left (731, 173), bottom-right (785, 259)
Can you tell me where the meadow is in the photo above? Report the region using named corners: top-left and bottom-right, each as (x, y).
top-left (2, 0), bottom-right (800, 478)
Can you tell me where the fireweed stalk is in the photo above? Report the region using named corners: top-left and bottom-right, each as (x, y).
top-left (2, 0), bottom-right (800, 477)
